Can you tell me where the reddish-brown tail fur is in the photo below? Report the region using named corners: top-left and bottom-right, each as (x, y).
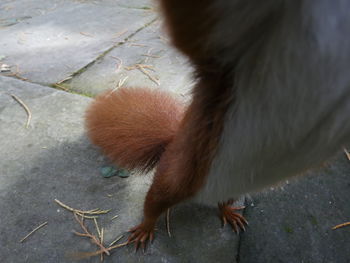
top-left (85, 87), bottom-right (185, 172)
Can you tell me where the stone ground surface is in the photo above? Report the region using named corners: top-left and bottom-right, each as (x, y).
top-left (0, 1), bottom-right (349, 262)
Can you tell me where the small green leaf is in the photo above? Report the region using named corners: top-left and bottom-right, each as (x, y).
top-left (100, 166), bottom-right (118, 178)
top-left (117, 169), bottom-right (130, 178)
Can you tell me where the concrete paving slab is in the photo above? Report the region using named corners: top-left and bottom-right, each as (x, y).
top-left (65, 19), bottom-right (194, 97)
top-left (0, 0), bottom-right (154, 24)
top-left (1, 1), bottom-right (349, 262)
top-left (239, 156), bottom-right (350, 263)
top-left (0, 0), bottom-right (66, 25)
top-left (0, 76), bottom-right (240, 263)
top-left (0, 0), bottom-right (156, 85)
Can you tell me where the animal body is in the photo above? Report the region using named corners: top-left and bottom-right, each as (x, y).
top-left (86, 0), bottom-right (350, 248)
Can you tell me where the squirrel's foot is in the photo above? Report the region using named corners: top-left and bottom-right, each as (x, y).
top-left (218, 199), bottom-right (248, 233)
top-left (127, 221), bottom-right (155, 251)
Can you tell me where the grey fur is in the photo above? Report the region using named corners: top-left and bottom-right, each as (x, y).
top-left (194, 0), bottom-right (350, 205)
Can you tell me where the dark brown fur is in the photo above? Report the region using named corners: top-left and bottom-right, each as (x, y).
top-left (141, 74), bottom-right (234, 221)
top-left (86, 0), bottom-right (278, 245)
top-left (139, 0), bottom-right (236, 228)
top-left (86, 1), bottom-right (238, 240)
top-left (159, 0), bottom-right (216, 63)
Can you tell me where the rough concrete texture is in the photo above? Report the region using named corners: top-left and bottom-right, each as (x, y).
top-left (240, 156), bottom-right (350, 263)
top-left (0, 0), bottom-right (156, 85)
top-left (0, 76), bottom-right (240, 263)
top-left (65, 19), bottom-right (194, 97)
top-left (0, 0), bottom-right (349, 263)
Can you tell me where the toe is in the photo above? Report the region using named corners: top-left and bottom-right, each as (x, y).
top-left (230, 220), bottom-right (239, 233)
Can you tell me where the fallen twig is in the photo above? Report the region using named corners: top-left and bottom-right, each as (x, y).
top-left (20, 222), bottom-right (48, 243)
top-left (53, 83), bottom-right (69, 91)
top-left (130, 43), bottom-right (148, 47)
top-left (141, 54), bottom-right (161, 58)
top-left (80, 32), bottom-right (94, 37)
top-left (159, 35), bottom-right (170, 43)
top-left (94, 218), bottom-right (101, 238)
top-left (76, 212), bottom-right (98, 219)
top-left (332, 222), bottom-right (350, 230)
top-left (57, 76), bottom-right (73, 84)
top-left (70, 241), bottom-right (129, 260)
top-left (125, 64), bottom-right (159, 86)
top-left (343, 148), bottom-right (350, 161)
top-left (73, 213), bottom-right (110, 256)
top-left (109, 235), bottom-right (124, 247)
top-left (4, 65), bottom-right (28, 81)
top-left (100, 228), bottom-right (104, 262)
top-left (108, 241), bottom-right (129, 250)
top-left (54, 199), bottom-right (110, 215)
top-left (112, 29), bottom-right (128, 39)
top-left (110, 56), bottom-right (123, 71)
top-left (166, 208), bottom-right (171, 237)
top-left (116, 76), bottom-right (128, 89)
top-left (124, 64), bottom-right (154, 71)
top-left (111, 215), bottom-right (119, 221)
top-left (57, 199), bottom-right (127, 261)
top-left (109, 76), bottom-right (128, 95)
top-left (142, 48), bottom-right (159, 63)
top-left (139, 65), bottom-right (160, 86)
top-left (10, 94), bottom-right (32, 128)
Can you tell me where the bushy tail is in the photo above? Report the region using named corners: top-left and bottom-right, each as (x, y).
top-left (85, 87), bottom-right (185, 172)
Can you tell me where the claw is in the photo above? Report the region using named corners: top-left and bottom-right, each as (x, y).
top-left (233, 206), bottom-right (246, 210)
top-left (135, 240), bottom-right (140, 252)
top-left (219, 199), bottom-right (248, 233)
top-left (222, 215), bottom-right (227, 227)
top-left (142, 241), bottom-right (147, 253)
top-left (150, 232), bottom-right (154, 243)
top-left (233, 212), bottom-right (249, 225)
top-left (127, 222), bottom-right (155, 252)
top-left (231, 220), bottom-right (239, 233)
top-left (235, 217), bottom-right (246, 231)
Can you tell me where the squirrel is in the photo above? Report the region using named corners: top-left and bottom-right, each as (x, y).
top-left (86, 0), bottom-right (350, 249)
